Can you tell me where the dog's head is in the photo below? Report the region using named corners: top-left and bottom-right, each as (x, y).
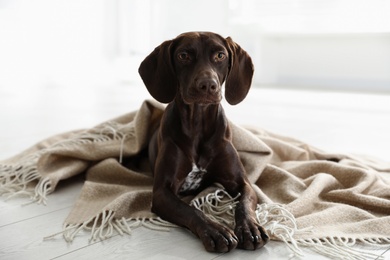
top-left (139, 32), bottom-right (254, 105)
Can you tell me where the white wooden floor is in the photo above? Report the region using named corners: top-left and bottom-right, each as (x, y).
top-left (1, 83), bottom-right (390, 259)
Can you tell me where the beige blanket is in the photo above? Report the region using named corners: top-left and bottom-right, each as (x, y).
top-left (1, 100), bottom-right (390, 259)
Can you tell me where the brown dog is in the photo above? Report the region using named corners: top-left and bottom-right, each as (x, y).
top-left (138, 32), bottom-right (268, 252)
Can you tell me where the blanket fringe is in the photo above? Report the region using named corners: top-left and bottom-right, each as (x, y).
top-left (0, 153), bottom-right (42, 202)
top-left (296, 237), bottom-right (388, 260)
top-left (41, 189), bottom-right (388, 260)
top-left (256, 203), bottom-right (309, 257)
top-left (0, 121), bottom-right (134, 204)
top-left (190, 189), bottom-right (388, 260)
top-left (190, 189), bottom-right (240, 228)
top-left (43, 210), bottom-right (177, 243)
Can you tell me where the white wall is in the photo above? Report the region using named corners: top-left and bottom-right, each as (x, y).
top-left (0, 0), bottom-right (389, 93)
top-left (135, 0), bottom-right (390, 92)
top-left (147, 0), bottom-right (231, 45)
top-left (255, 34), bottom-right (390, 91)
top-left (0, 0), bottom-right (111, 89)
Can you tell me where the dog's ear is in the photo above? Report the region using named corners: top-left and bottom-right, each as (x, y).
top-left (138, 40), bottom-right (177, 103)
top-left (224, 37), bottom-right (254, 105)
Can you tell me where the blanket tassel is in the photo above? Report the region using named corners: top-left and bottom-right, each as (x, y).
top-left (42, 189), bottom-right (388, 260)
top-left (43, 210), bottom-right (177, 243)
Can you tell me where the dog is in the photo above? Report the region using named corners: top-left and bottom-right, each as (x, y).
top-left (138, 32), bottom-right (269, 252)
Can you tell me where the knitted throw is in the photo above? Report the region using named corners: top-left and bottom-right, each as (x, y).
top-left (1, 100), bottom-right (389, 259)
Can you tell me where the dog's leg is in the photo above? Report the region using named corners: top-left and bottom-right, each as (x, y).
top-left (210, 143), bottom-right (269, 250)
top-left (151, 142), bottom-right (238, 253)
top-left (234, 181), bottom-right (269, 250)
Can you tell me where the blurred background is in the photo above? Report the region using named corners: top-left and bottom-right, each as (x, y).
top-left (1, 0), bottom-right (390, 92)
top-left (1, 0), bottom-right (390, 160)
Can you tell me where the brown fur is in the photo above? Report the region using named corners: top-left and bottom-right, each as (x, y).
top-left (138, 32), bottom-right (268, 252)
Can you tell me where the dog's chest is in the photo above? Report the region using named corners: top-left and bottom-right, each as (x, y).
top-left (179, 164), bottom-right (207, 194)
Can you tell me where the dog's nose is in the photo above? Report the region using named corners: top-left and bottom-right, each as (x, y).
top-left (197, 78), bottom-right (218, 93)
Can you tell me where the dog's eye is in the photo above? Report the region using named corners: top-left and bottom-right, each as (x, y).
top-left (178, 52), bottom-right (190, 62)
top-left (215, 52), bottom-right (226, 62)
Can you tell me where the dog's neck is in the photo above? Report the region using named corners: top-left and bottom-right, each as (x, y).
top-left (173, 96), bottom-right (227, 139)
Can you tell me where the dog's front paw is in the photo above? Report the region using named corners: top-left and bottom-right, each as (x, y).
top-left (196, 222), bottom-right (238, 253)
top-left (235, 218), bottom-right (269, 250)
